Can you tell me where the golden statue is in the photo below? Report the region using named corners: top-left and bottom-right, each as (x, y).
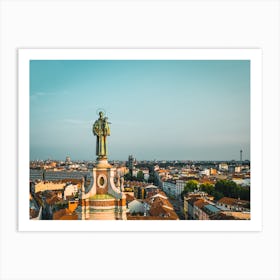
top-left (92, 111), bottom-right (111, 159)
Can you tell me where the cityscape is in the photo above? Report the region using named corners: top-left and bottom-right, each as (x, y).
top-left (29, 59), bottom-right (250, 221)
top-left (30, 153), bottom-right (250, 220)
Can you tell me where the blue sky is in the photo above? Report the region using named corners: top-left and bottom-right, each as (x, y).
top-left (30, 60), bottom-right (250, 161)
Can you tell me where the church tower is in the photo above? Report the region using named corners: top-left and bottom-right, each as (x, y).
top-left (76, 111), bottom-right (127, 220)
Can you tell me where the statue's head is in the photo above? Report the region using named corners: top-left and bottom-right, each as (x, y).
top-left (99, 111), bottom-right (104, 118)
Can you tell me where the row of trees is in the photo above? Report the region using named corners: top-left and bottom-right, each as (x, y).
top-left (182, 179), bottom-right (250, 201)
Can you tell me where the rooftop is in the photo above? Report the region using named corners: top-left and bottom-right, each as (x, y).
top-left (203, 204), bottom-right (220, 214)
top-left (217, 197), bottom-right (249, 206)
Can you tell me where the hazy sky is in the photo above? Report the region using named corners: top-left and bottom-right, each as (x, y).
top-left (30, 60), bottom-right (250, 161)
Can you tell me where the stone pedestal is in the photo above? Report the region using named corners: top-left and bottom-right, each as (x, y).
top-left (76, 158), bottom-right (127, 220)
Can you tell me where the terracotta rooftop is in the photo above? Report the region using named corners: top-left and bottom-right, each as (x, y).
top-left (148, 196), bottom-right (178, 220)
top-left (194, 199), bottom-right (209, 209)
top-left (149, 204), bottom-right (178, 220)
top-left (226, 211), bottom-right (250, 220)
top-left (125, 193), bottom-right (135, 203)
top-left (198, 179), bottom-right (214, 184)
top-left (53, 208), bottom-right (78, 220)
top-left (210, 211), bottom-right (250, 220)
top-left (147, 195), bottom-right (173, 209)
top-left (158, 169), bottom-right (169, 173)
top-left (218, 197), bottom-right (249, 206)
top-left (146, 190), bottom-right (160, 198)
top-left (46, 194), bottom-right (62, 205)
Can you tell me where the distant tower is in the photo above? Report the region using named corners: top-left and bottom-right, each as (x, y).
top-left (240, 150), bottom-right (243, 162)
top-left (65, 156), bottom-right (71, 164)
top-left (128, 155), bottom-right (134, 175)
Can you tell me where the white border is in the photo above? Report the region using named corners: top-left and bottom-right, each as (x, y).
top-left (18, 49), bottom-right (262, 231)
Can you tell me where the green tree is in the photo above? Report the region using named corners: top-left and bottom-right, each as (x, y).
top-left (239, 187), bottom-right (250, 201)
top-left (199, 182), bottom-right (226, 200)
top-left (200, 183), bottom-right (215, 195)
top-left (136, 171), bottom-right (144, 181)
top-left (212, 180), bottom-right (250, 201)
top-left (148, 174), bottom-right (157, 185)
top-left (184, 180), bottom-right (198, 193)
top-left (212, 191), bottom-right (224, 201)
top-left (181, 180), bottom-right (199, 199)
top-left (124, 173), bottom-right (132, 181)
top-left (215, 180), bottom-right (238, 198)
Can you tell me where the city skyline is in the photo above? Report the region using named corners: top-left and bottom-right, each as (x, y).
top-left (30, 60), bottom-right (250, 161)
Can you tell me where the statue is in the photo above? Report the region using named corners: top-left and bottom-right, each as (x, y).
top-left (92, 111), bottom-right (111, 159)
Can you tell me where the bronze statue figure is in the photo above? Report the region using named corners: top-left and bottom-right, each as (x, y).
top-left (92, 111), bottom-right (110, 159)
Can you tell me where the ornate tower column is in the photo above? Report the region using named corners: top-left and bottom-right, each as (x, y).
top-left (76, 111), bottom-right (127, 220)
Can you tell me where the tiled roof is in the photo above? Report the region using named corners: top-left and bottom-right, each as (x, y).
top-left (187, 197), bottom-right (199, 206)
top-left (46, 195), bottom-right (62, 205)
top-left (148, 195), bottom-right (173, 209)
top-left (53, 208), bottom-right (78, 220)
top-left (218, 197), bottom-right (249, 206)
top-left (194, 199), bottom-right (208, 209)
top-left (158, 169), bottom-right (169, 173)
top-left (198, 179), bottom-right (214, 184)
top-left (203, 204), bottom-right (220, 214)
top-left (149, 204), bottom-right (178, 220)
top-left (149, 193), bottom-right (168, 200)
top-left (148, 196), bottom-right (178, 220)
top-left (210, 211), bottom-right (250, 220)
top-left (125, 193), bottom-right (135, 203)
top-left (227, 211), bottom-right (250, 220)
